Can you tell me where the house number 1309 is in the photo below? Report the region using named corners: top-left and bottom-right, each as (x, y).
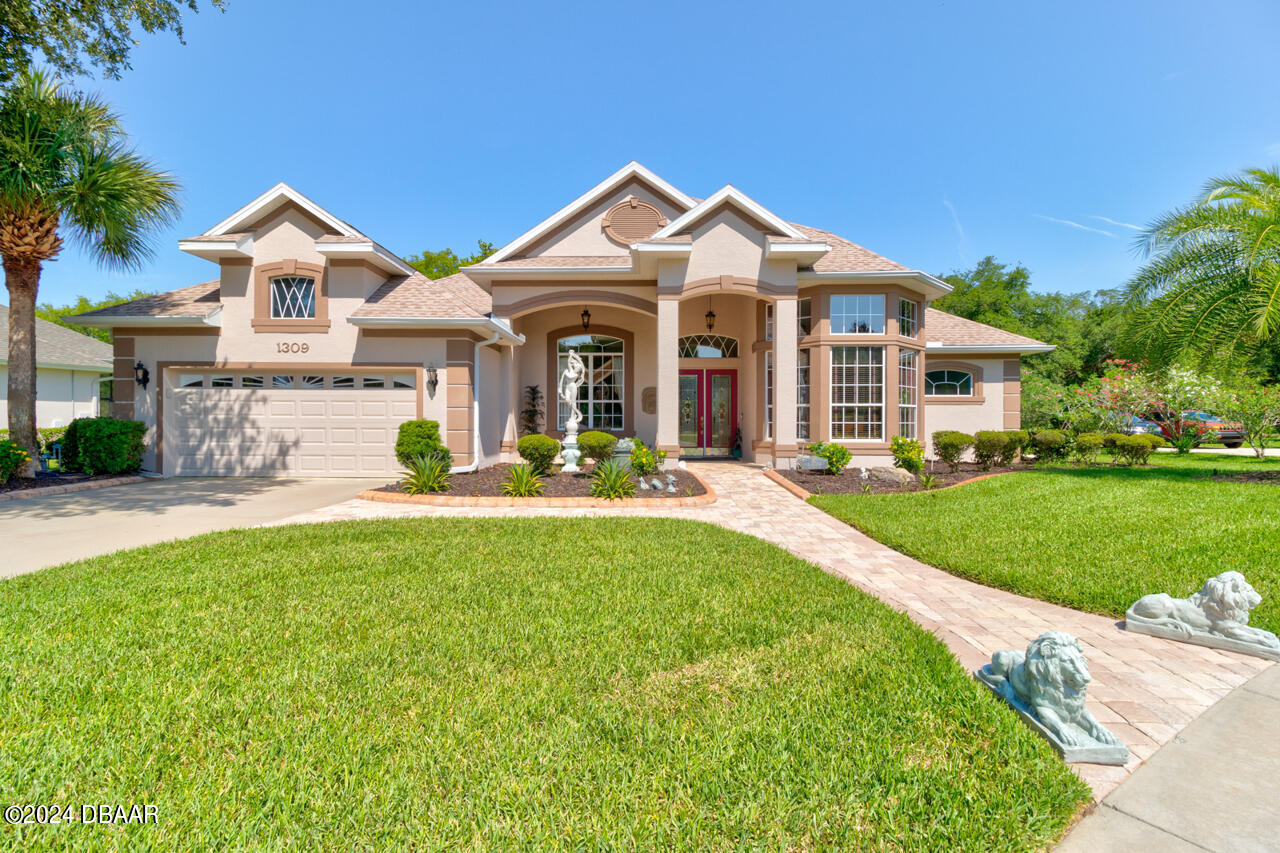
top-left (277, 342), bottom-right (310, 354)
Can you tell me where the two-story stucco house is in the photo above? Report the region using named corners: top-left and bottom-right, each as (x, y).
top-left (70, 162), bottom-right (1051, 477)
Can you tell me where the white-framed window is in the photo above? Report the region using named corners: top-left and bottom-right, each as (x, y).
top-left (392, 374), bottom-right (415, 389)
top-left (557, 334), bottom-right (624, 431)
top-left (362, 376), bottom-right (385, 389)
top-left (797, 297), bottom-right (812, 337)
top-left (831, 345), bottom-right (884, 440)
top-left (332, 375), bottom-right (355, 389)
top-left (898, 350), bottom-right (918, 439)
top-left (831, 294), bottom-right (885, 335)
top-left (677, 335), bottom-right (739, 358)
top-left (764, 303), bottom-right (775, 342)
top-left (797, 348), bottom-right (811, 441)
top-left (272, 375), bottom-right (295, 389)
top-left (210, 375), bottom-right (233, 388)
top-left (764, 350), bottom-right (774, 440)
top-left (925, 369), bottom-right (973, 396)
top-left (270, 276), bottom-right (317, 319)
top-left (179, 374), bottom-right (204, 389)
top-left (301, 375), bottom-right (325, 389)
top-left (898, 298), bottom-right (918, 339)
top-left (239, 375), bottom-right (264, 389)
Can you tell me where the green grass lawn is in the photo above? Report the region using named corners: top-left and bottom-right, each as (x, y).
top-left (811, 453), bottom-right (1280, 634)
top-left (0, 518), bottom-right (1086, 851)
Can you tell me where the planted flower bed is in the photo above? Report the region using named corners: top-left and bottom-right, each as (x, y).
top-left (377, 463), bottom-right (707, 499)
top-left (779, 461), bottom-right (1033, 495)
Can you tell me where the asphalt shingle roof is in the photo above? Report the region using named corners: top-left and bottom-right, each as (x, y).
top-left (924, 308), bottom-right (1050, 349)
top-left (352, 272), bottom-right (492, 319)
top-left (0, 304), bottom-right (112, 371)
top-left (71, 282), bottom-right (221, 319)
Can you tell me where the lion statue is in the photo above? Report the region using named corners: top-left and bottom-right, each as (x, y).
top-left (1127, 571), bottom-right (1279, 655)
top-left (983, 632), bottom-right (1124, 752)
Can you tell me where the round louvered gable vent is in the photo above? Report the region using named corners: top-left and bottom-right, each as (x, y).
top-left (602, 196), bottom-right (668, 245)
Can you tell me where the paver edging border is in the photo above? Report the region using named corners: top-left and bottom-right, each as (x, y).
top-left (0, 475), bottom-right (148, 502)
top-left (357, 469), bottom-right (717, 508)
top-left (763, 467), bottom-right (1019, 500)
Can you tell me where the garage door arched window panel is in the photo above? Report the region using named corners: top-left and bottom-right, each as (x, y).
top-left (677, 334), bottom-right (739, 359)
top-left (270, 276), bottom-right (316, 319)
top-left (925, 369), bottom-right (973, 397)
top-left (557, 334), bottom-right (625, 432)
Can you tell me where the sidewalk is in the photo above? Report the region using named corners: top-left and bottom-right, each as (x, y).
top-left (1056, 664), bottom-right (1280, 852)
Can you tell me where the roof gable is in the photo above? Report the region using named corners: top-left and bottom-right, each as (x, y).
top-left (203, 183), bottom-right (366, 239)
top-left (485, 162), bottom-right (696, 263)
top-left (652, 185), bottom-right (805, 241)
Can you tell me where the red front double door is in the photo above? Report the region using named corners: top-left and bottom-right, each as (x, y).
top-left (678, 369), bottom-right (737, 456)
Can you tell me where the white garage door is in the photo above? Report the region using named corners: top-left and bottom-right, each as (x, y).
top-left (165, 370), bottom-right (418, 477)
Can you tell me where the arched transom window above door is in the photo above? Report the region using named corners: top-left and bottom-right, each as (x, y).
top-left (677, 334), bottom-right (739, 358)
top-left (557, 334), bottom-right (625, 431)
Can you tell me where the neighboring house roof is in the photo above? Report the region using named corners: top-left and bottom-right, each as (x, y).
top-left (923, 308), bottom-right (1053, 353)
top-left (0, 304), bottom-right (112, 372)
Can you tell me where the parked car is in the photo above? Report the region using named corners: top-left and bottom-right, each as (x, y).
top-left (1144, 410), bottom-right (1245, 448)
top-left (1119, 413), bottom-right (1162, 436)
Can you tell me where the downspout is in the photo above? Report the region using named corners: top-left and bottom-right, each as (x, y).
top-left (450, 328), bottom-right (503, 474)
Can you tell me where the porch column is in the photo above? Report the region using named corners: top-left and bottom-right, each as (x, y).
top-left (773, 295), bottom-right (798, 467)
top-left (656, 295), bottom-right (680, 459)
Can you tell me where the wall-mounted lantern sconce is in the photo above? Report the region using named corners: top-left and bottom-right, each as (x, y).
top-left (704, 309), bottom-right (716, 331)
top-left (426, 366), bottom-right (439, 394)
top-left (581, 308), bottom-right (591, 331)
top-left (134, 361), bottom-right (150, 390)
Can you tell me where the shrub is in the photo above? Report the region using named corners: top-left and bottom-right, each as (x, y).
top-left (1114, 434), bottom-right (1158, 466)
top-left (577, 430), bottom-right (617, 464)
top-left (400, 453), bottom-right (452, 494)
top-left (918, 472), bottom-right (938, 490)
top-left (933, 431), bottom-right (973, 472)
top-left (1000, 430), bottom-right (1028, 465)
top-left (517, 434), bottom-right (560, 474)
top-left (972, 431), bottom-right (1009, 471)
top-left (628, 440), bottom-right (666, 477)
top-left (589, 459), bottom-right (637, 499)
top-left (1102, 432), bottom-right (1128, 450)
top-left (1071, 432), bottom-right (1104, 464)
top-left (501, 463), bottom-right (544, 497)
top-left (890, 436), bottom-right (925, 475)
top-left (806, 441), bottom-right (852, 476)
top-left (0, 439), bottom-right (31, 484)
top-left (61, 417), bottom-right (147, 475)
top-left (395, 420), bottom-right (452, 468)
top-left (1030, 429), bottom-right (1070, 461)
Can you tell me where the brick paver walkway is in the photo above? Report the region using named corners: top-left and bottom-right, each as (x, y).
top-left (273, 462), bottom-right (1273, 800)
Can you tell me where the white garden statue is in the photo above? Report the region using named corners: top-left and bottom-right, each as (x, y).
top-left (1126, 571), bottom-right (1280, 662)
top-left (557, 349), bottom-right (587, 472)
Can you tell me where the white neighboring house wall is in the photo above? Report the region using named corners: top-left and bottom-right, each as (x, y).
top-left (0, 366), bottom-right (104, 428)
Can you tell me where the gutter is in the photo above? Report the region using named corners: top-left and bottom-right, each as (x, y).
top-left (347, 315), bottom-right (524, 346)
top-left (924, 344), bottom-right (1056, 354)
top-left (451, 329), bottom-right (504, 474)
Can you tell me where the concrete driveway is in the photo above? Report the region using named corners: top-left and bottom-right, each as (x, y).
top-left (2, 478), bottom-right (385, 579)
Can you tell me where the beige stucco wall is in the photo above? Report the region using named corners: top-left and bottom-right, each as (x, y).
top-left (524, 178), bottom-right (685, 258)
top-left (681, 209), bottom-right (798, 289)
top-left (0, 366), bottom-right (103, 429)
top-left (922, 357), bottom-right (1007, 457)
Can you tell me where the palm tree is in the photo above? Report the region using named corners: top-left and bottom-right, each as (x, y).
top-left (1122, 167), bottom-right (1280, 369)
top-left (0, 72), bottom-right (179, 471)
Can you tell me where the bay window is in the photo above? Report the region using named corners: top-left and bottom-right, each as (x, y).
top-left (831, 345), bottom-right (884, 440)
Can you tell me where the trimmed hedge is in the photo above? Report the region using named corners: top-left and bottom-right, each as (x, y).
top-left (932, 431), bottom-right (973, 472)
top-left (1000, 430), bottom-right (1028, 465)
top-left (395, 420), bottom-right (452, 468)
top-left (577, 430), bottom-right (617, 464)
top-left (972, 431), bottom-right (1009, 471)
top-left (517, 434), bottom-right (560, 474)
top-left (1030, 429), bottom-right (1070, 461)
top-left (61, 417), bottom-right (147, 475)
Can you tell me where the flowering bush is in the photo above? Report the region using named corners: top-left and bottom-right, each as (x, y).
top-left (1212, 383), bottom-right (1280, 459)
top-left (889, 436), bottom-right (924, 475)
top-left (806, 441), bottom-right (852, 475)
top-left (628, 440), bottom-right (667, 477)
top-left (0, 439), bottom-right (31, 484)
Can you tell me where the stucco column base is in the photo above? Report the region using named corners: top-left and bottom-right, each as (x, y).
top-left (771, 443), bottom-right (799, 470)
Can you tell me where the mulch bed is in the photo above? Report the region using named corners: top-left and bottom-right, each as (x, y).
top-left (0, 471), bottom-right (119, 494)
top-left (780, 461), bottom-right (1033, 495)
top-left (377, 463), bottom-right (706, 499)
top-left (1210, 470), bottom-right (1280, 485)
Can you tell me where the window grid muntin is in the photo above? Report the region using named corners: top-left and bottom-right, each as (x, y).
top-left (925, 369), bottom-right (974, 396)
top-left (677, 334), bottom-right (739, 359)
top-left (557, 336), bottom-right (625, 432)
top-left (831, 294), bottom-right (886, 335)
top-left (797, 298), bottom-right (812, 337)
top-left (797, 348), bottom-right (811, 441)
top-left (898, 350), bottom-right (918, 439)
top-left (764, 303), bottom-right (775, 341)
top-left (898, 298), bottom-right (918, 339)
top-left (269, 276), bottom-right (317, 319)
top-left (764, 350), bottom-right (774, 440)
top-left (830, 345), bottom-right (884, 440)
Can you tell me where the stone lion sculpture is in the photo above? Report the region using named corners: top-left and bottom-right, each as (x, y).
top-left (1126, 571), bottom-right (1279, 661)
top-left (976, 631), bottom-right (1128, 764)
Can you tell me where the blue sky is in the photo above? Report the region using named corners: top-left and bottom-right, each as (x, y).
top-left (35, 0), bottom-right (1280, 306)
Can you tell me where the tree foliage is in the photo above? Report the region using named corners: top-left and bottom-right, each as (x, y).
top-left (404, 241), bottom-right (494, 279)
top-left (36, 289), bottom-right (155, 342)
top-left (0, 0), bottom-right (226, 83)
top-left (1121, 167), bottom-right (1280, 371)
top-left (934, 256), bottom-right (1126, 385)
